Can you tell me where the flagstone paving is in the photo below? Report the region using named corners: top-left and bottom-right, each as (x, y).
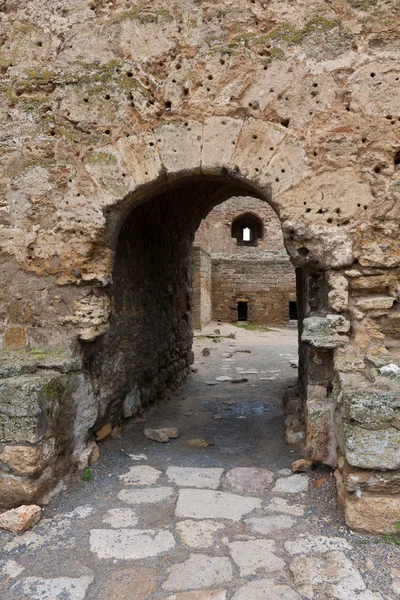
top-left (0, 324), bottom-right (398, 599)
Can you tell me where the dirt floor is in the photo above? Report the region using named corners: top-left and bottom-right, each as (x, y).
top-left (0, 322), bottom-right (398, 600)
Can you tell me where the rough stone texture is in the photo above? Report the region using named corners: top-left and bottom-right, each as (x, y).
top-left (231, 579), bottom-right (302, 600)
top-left (0, 504), bottom-right (41, 533)
top-left (224, 467), bottom-right (274, 494)
top-left (246, 515), bottom-right (296, 534)
top-left (119, 465), bottom-right (162, 486)
top-left (162, 593), bottom-right (227, 600)
top-left (89, 528), bottom-right (176, 559)
top-left (343, 494), bottom-right (400, 534)
top-left (16, 576), bottom-right (94, 600)
top-left (176, 520), bottom-right (225, 549)
top-left (118, 487), bottom-right (175, 505)
top-left (98, 568), bottom-right (157, 600)
top-left (273, 475), bottom-right (309, 494)
top-left (176, 489), bottom-right (261, 521)
top-left (163, 555), bottom-right (233, 591)
top-left (0, 0), bottom-right (399, 532)
top-left (228, 540), bottom-right (286, 576)
top-left (167, 467), bottom-right (223, 489)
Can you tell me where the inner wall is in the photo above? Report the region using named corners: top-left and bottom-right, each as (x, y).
top-left (84, 181), bottom-right (252, 423)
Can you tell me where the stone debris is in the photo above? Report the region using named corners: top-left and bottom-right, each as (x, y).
top-left (118, 487), bottom-right (175, 505)
top-left (95, 423), bottom-right (112, 441)
top-left (16, 575), bottom-right (94, 600)
top-left (98, 567), bottom-right (157, 600)
top-left (162, 592), bottom-right (227, 600)
top-left (289, 551), bottom-right (367, 599)
top-left (119, 465), bottom-right (162, 485)
top-left (379, 363), bottom-right (400, 377)
top-left (246, 514), bottom-right (296, 534)
top-left (231, 578), bottom-right (302, 600)
top-left (202, 348), bottom-right (211, 356)
top-left (284, 535), bottom-right (351, 556)
top-left (176, 489), bottom-right (261, 521)
top-left (225, 467), bottom-right (274, 494)
top-left (167, 466), bottom-right (223, 489)
top-left (184, 438), bottom-right (210, 448)
top-left (228, 539), bottom-right (286, 576)
top-left (1, 559), bottom-right (25, 578)
top-left (163, 555), bottom-right (233, 591)
top-left (291, 459), bottom-right (314, 472)
top-left (90, 528), bottom-right (175, 559)
top-left (127, 453), bottom-right (148, 461)
top-left (273, 474), bottom-right (309, 494)
top-left (144, 428), bottom-right (180, 443)
top-left (264, 497), bottom-right (306, 516)
top-left (0, 504), bottom-right (41, 533)
top-left (102, 508), bottom-right (139, 528)
top-left (215, 376), bottom-right (232, 381)
top-left (176, 520), bottom-right (225, 548)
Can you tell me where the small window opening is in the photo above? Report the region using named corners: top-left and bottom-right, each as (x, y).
top-left (289, 301), bottom-right (298, 320)
top-left (242, 226), bottom-right (251, 242)
top-left (238, 301), bottom-right (248, 322)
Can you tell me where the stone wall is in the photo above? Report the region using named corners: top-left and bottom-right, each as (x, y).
top-left (0, 0), bottom-right (399, 531)
top-left (192, 247), bottom-right (212, 330)
top-left (212, 256), bottom-right (296, 324)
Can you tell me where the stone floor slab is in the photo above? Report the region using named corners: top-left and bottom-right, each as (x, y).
top-left (273, 474), bottom-right (309, 494)
top-left (162, 592), bottom-right (227, 600)
top-left (167, 466), bottom-right (223, 489)
top-left (118, 487), bottom-right (174, 505)
top-left (176, 489), bottom-right (260, 521)
top-left (175, 519), bottom-right (225, 548)
top-left (228, 539), bottom-right (286, 576)
top-left (98, 567), bottom-right (157, 600)
top-left (162, 555), bottom-right (233, 591)
top-left (289, 551), bottom-right (366, 599)
top-left (15, 575), bottom-right (93, 600)
top-left (102, 508), bottom-right (139, 528)
top-left (231, 578), bottom-right (302, 600)
top-left (90, 529), bottom-right (175, 559)
top-left (245, 514), bottom-right (296, 534)
top-left (284, 535), bottom-right (351, 555)
top-left (119, 465), bottom-right (162, 486)
top-left (224, 467), bottom-right (273, 494)
top-left (264, 497), bottom-right (305, 516)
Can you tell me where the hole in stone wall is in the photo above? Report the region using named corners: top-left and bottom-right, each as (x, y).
top-left (394, 151), bottom-right (400, 168)
top-left (298, 247), bottom-right (309, 256)
top-left (289, 301), bottom-right (298, 320)
top-left (281, 119), bottom-right (290, 128)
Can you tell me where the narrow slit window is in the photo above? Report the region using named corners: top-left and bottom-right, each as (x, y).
top-left (289, 301), bottom-right (298, 320)
top-left (238, 301), bottom-right (248, 322)
top-left (242, 226), bottom-right (251, 242)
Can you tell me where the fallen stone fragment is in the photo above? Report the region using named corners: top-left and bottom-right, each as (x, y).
top-left (163, 592), bottom-right (226, 600)
top-left (273, 474), bottom-right (309, 494)
top-left (0, 504), bottom-right (41, 533)
top-left (215, 376), bottom-right (232, 381)
top-left (98, 567), bottom-right (157, 600)
top-left (284, 535), bottom-right (351, 556)
top-left (289, 551), bottom-right (366, 599)
top-left (118, 487), bottom-right (174, 505)
top-left (391, 567), bottom-right (400, 595)
top-left (225, 467), bottom-right (273, 494)
top-left (185, 438), bottom-right (209, 448)
top-left (176, 489), bottom-right (261, 521)
top-left (95, 423), bottom-right (112, 441)
top-left (17, 575), bottom-right (94, 600)
top-left (231, 578), bottom-right (301, 600)
top-left (119, 465), bottom-right (162, 486)
top-left (176, 520), bottom-right (225, 548)
top-left (231, 378), bottom-right (248, 384)
top-left (246, 514), bottom-right (296, 534)
top-left (291, 459), bottom-right (314, 473)
top-left (264, 497), bottom-right (306, 516)
top-left (163, 555), bottom-right (232, 591)
top-left (228, 539), bottom-right (286, 576)
top-left (102, 508), bottom-right (139, 528)
top-left (144, 428), bottom-right (180, 442)
top-left (90, 529), bottom-right (175, 559)
top-left (167, 466), bottom-right (223, 489)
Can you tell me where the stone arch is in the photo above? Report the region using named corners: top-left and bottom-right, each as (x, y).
top-left (2, 116), bottom-right (397, 534)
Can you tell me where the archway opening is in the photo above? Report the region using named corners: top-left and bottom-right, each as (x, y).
top-left (83, 174), bottom-right (332, 464)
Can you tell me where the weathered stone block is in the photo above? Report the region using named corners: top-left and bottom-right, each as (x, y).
top-left (0, 439), bottom-right (56, 476)
top-left (340, 388), bottom-right (400, 430)
top-left (4, 327), bottom-right (26, 350)
top-left (302, 315), bottom-right (350, 349)
top-left (339, 422), bottom-right (400, 470)
top-left (356, 296), bottom-right (395, 311)
top-left (201, 117), bottom-right (243, 174)
top-left (344, 494), bottom-right (400, 534)
top-left (155, 120), bottom-right (203, 178)
top-left (305, 387), bottom-right (336, 466)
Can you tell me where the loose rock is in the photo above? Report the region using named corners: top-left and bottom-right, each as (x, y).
top-left (291, 459), bottom-right (314, 473)
top-left (0, 504), bottom-right (41, 533)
